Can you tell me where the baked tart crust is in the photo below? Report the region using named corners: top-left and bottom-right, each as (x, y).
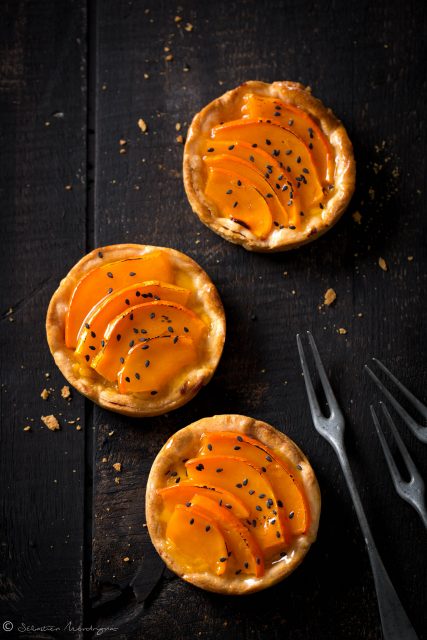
top-left (46, 244), bottom-right (226, 417)
top-left (183, 80), bottom-right (355, 252)
top-left (146, 414), bottom-right (321, 594)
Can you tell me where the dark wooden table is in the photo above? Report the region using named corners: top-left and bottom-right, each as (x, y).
top-left (1, 1), bottom-right (426, 638)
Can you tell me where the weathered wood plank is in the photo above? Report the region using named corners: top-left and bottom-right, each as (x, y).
top-left (0, 0), bottom-right (88, 632)
top-left (90, 0), bottom-right (426, 638)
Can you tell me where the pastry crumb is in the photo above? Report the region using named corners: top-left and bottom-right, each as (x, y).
top-left (175, 122), bottom-right (181, 131)
top-left (113, 462), bottom-right (122, 472)
top-left (174, 15), bottom-right (182, 23)
top-left (352, 211), bottom-right (362, 224)
top-left (165, 54), bottom-right (174, 62)
top-left (114, 477), bottom-right (120, 485)
top-left (407, 256), bottom-right (414, 262)
top-left (40, 388), bottom-right (50, 400)
top-left (137, 118), bottom-right (147, 133)
top-left (338, 328), bottom-right (347, 335)
top-left (108, 430), bottom-right (115, 436)
top-left (184, 22), bottom-right (193, 32)
top-left (102, 457), bottom-right (108, 463)
top-left (176, 134), bottom-right (184, 144)
top-left (143, 73), bottom-right (149, 79)
top-left (119, 138), bottom-right (127, 146)
top-left (61, 385), bottom-right (71, 399)
top-left (23, 425), bottom-right (31, 432)
top-left (76, 425), bottom-right (82, 431)
top-left (123, 556), bottom-right (130, 562)
top-left (324, 288), bottom-right (337, 306)
top-left (378, 257), bottom-right (388, 271)
top-left (41, 414), bottom-right (60, 431)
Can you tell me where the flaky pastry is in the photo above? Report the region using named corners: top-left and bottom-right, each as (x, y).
top-left (183, 80), bottom-right (355, 251)
top-left (46, 244), bottom-right (225, 417)
top-left (146, 414), bottom-right (321, 594)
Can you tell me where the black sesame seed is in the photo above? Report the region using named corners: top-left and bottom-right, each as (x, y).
top-left (219, 557), bottom-right (227, 563)
top-left (129, 340), bottom-right (135, 348)
top-left (249, 155), bottom-right (255, 162)
top-left (267, 499), bottom-right (274, 508)
top-left (85, 323), bottom-right (90, 329)
top-left (233, 201), bottom-right (238, 208)
top-left (236, 483), bottom-right (242, 488)
top-left (120, 357), bottom-right (125, 364)
top-left (141, 344), bottom-right (149, 349)
top-left (116, 334), bottom-right (121, 341)
top-left (261, 467), bottom-right (267, 473)
top-left (237, 180), bottom-right (242, 186)
top-left (173, 336), bottom-right (178, 344)
top-left (228, 144), bottom-right (235, 150)
top-left (265, 139), bottom-right (271, 145)
top-left (216, 468), bottom-right (223, 473)
top-left (207, 147), bottom-right (214, 152)
top-left (266, 455), bottom-right (272, 462)
top-left (319, 203), bottom-right (324, 209)
top-left (289, 511), bottom-right (295, 519)
top-left (237, 436), bottom-right (243, 442)
top-left (167, 326), bottom-right (174, 333)
top-left (285, 149), bottom-right (292, 155)
top-left (125, 299), bottom-right (130, 305)
top-left (303, 168), bottom-right (309, 174)
top-left (125, 376), bottom-right (130, 382)
top-left (289, 225), bottom-right (296, 230)
top-left (136, 291), bottom-right (141, 297)
top-left (98, 251), bottom-right (103, 258)
top-left (150, 390), bottom-right (158, 395)
top-left (256, 505), bottom-right (262, 512)
top-left (244, 562), bottom-right (249, 569)
top-left (242, 478), bottom-right (248, 486)
top-left (226, 189), bottom-right (233, 194)
top-left (206, 525), bottom-right (211, 532)
top-left (101, 340), bottom-right (105, 347)
top-left (150, 312), bottom-right (155, 319)
top-left (251, 143), bottom-right (257, 148)
top-left (235, 569), bottom-right (242, 575)
top-left (190, 518), bottom-right (194, 525)
top-left (145, 360), bottom-right (150, 368)
top-left (256, 558), bottom-right (261, 565)
top-left (183, 326), bottom-right (189, 333)
top-left (107, 272), bottom-right (113, 278)
top-left (133, 327), bottom-right (139, 334)
top-left (234, 446), bottom-right (241, 450)
top-left (276, 531), bottom-right (281, 538)
top-left (107, 288), bottom-right (113, 294)
top-left (282, 184), bottom-right (288, 192)
top-left (225, 504), bottom-right (232, 509)
top-left (277, 500), bottom-right (284, 508)
top-left (185, 501), bottom-right (192, 507)
top-left (85, 355), bottom-right (90, 362)
top-left (207, 443), bottom-right (213, 451)
top-left (129, 271), bottom-right (136, 276)
top-left (89, 345), bottom-right (96, 351)
top-left (135, 373), bottom-right (140, 380)
top-left (270, 518), bottom-right (276, 524)
top-left (288, 119), bottom-right (294, 126)
top-left (309, 142), bottom-right (313, 149)
top-left (259, 493), bottom-right (266, 499)
top-left (196, 463), bottom-right (204, 471)
top-left (296, 464), bottom-right (303, 470)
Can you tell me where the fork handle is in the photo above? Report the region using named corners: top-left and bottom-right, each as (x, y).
top-left (336, 448), bottom-right (419, 640)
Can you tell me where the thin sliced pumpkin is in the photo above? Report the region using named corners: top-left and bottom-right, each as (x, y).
top-left (65, 251), bottom-right (173, 348)
top-left (75, 280), bottom-right (190, 365)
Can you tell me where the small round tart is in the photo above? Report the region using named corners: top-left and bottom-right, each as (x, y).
top-left (146, 414), bottom-right (321, 594)
top-left (183, 80), bottom-right (355, 252)
top-left (46, 244), bottom-right (225, 417)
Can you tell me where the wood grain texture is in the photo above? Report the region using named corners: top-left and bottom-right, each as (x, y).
top-left (0, 0), bottom-right (88, 633)
top-left (89, 1), bottom-right (427, 639)
top-left (1, 0), bottom-right (426, 638)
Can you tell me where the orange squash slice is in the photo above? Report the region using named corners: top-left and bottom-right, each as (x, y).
top-left (185, 455), bottom-right (288, 551)
top-left (75, 281), bottom-right (190, 365)
top-left (117, 335), bottom-right (197, 394)
top-left (199, 431), bottom-right (309, 536)
top-left (91, 301), bottom-right (206, 382)
top-left (166, 504), bottom-right (228, 576)
top-left (65, 251), bottom-right (173, 348)
top-left (157, 483), bottom-right (250, 519)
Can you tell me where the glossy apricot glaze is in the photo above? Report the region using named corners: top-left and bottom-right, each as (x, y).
top-left (200, 93), bottom-right (335, 238)
top-left (158, 431), bottom-right (309, 578)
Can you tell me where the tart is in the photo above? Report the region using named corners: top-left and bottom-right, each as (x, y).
top-left (183, 80), bottom-right (355, 251)
top-left (146, 414), bottom-right (320, 594)
top-left (46, 244), bottom-right (225, 417)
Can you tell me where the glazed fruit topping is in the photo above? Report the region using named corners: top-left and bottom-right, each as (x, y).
top-left (159, 431), bottom-right (309, 579)
top-left (200, 93), bottom-right (334, 238)
top-left (65, 252), bottom-right (208, 394)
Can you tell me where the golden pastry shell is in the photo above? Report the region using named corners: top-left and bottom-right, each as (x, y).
top-left (46, 244), bottom-right (226, 417)
top-left (183, 80), bottom-right (356, 252)
top-left (146, 414), bottom-right (321, 594)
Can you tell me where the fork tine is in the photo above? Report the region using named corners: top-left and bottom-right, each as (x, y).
top-left (370, 405), bottom-right (403, 491)
top-left (296, 333), bottom-right (324, 422)
top-left (307, 331), bottom-right (343, 419)
top-left (379, 403), bottom-right (421, 482)
top-left (373, 358), bottom-right (427, 419)
top-left (365, 364), bottom-right (427, 443)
